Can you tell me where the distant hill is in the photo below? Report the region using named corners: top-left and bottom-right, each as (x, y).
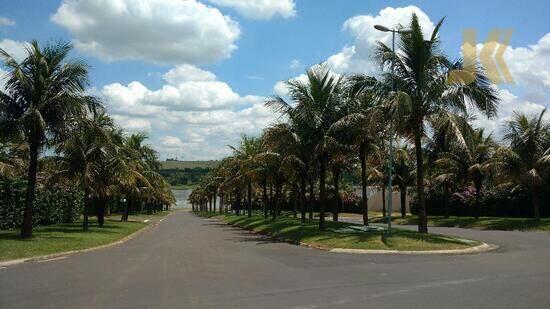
top-left (161, 160), bottom-right (220, 170)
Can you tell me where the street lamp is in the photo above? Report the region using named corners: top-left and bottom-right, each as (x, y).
top-left (374, 24), bottom-right (411, 231)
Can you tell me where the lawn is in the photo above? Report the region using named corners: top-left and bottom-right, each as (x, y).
top-left (369, 215), bottom-right (550, 232)
top-left (196, 212), bottom-right (479, 251)
top-left (0, 212), bottom-right (169, 262)
top-left (170, 184), bottom-right (199, 190)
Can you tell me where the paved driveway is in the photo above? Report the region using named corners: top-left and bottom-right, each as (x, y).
top-left (1, 210), bottom-right (549, 308)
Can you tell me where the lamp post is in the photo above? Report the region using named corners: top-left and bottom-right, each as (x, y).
top-left (374, 24), bottom-right (411, 231)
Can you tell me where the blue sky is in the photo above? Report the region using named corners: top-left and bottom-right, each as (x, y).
top-left (1, 0), bottom-right (549, 159)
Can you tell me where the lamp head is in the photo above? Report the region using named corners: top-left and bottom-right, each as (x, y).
top-left (374, 24), bottom-right (391, 32)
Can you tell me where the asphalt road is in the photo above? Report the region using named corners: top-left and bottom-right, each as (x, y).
top-left (1, 210), bottom-right (549, 308)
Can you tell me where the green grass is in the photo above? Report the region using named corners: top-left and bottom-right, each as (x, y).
top-left (0, 212), bottom-right (170, 262)
top-left (170, 184), bottom-right (199, 190)
top-left (161, 160), bottom-right (219, 170)
top-left (195, 212), bottom-right (479, 251)
top-left (369, 215), bottom-right (550, 232)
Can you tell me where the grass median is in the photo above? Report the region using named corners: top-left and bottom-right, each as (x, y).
top-left (196, 212), bottom-right (480, 251)
top-left (0, 211), bottom-right (171, 262)
top-left (369, 215), bottom-right (550, 232)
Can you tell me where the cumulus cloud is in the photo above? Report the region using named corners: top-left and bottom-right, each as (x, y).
top-left (208, 0), bottom-right (296, 20)
top-left (51, 0), bottom-right (240, 65)
top-left (327, 6), bottom-right (435, 75)
top-left (469, 33), bottom-right (550, 136)
top-left (101, 65), bottom-right (276, 159)
top-left (0, 17), bottom-right (15, 26)
top-left (470, 88), bottom-right (548, 137)
top-left (504, 33), bottom-right (550, 102)
top-left (0, 39), bottom-right (28, 62)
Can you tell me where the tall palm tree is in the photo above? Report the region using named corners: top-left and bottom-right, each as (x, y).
top-left (268, 66), bottom-right (345, 230)
top-left (328, 149), bottom-right (354, 222)
top-left (393, 144), bottom-right (414, 217)
top-left (329, 79), bottom-right (383, 225)
top-left (0, 40), bottom-right (89, 238)
top-left (230, 135), bottom-right (262, 217)
top-left (375, 14), bottom-right (499, 233)
top-left (495, 109), bottom-right (550, 220)
top-left (54, 108), bottom-right (114, 230)
top-left (436, 127), bottom-right (495, 219)
top-left (119, 133), bottom-right (156, 221)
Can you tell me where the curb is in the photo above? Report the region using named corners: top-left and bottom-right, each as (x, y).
top-left (329, 242), bottom-right (499, 255)
top-left (0, 212), bottom-right (173, 268)
top-left (196, 213), bottom-right (497, 255)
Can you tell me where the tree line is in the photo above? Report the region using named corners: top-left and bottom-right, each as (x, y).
top-left (0, 40), bottom-right (175, 238)
top-left (190, 14), bottom-right (550, 233)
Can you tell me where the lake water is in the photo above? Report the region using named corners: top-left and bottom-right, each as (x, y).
top-left (172, 189), bottom-right (192, 208)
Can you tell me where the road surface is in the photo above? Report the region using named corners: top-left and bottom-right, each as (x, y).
top-left (1, 210), bottom-right (549, 308)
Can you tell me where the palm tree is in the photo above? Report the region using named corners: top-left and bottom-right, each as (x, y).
top-left (393, 144), bottom-right (414, 217)
top-left (119, 133), bottom-right (156, 221)
top-left (328, 149), bottom-right (354, 221)
top-left (268, 66), bottom-right (345, 230)
top-left (329, 78), bottom-right (383, 225)
top-left (230, 135), bottom-right (262, 217)
top-left (375, 14), bottom-right (499, 233)
top-left (495, 109), bottom-right (550, 220)
top-left (0, 40), bottom-right (89, 238)
top-left (54, 107), bottom-right (114, 230)
top-left (436, 127), bottom-right (495, 219)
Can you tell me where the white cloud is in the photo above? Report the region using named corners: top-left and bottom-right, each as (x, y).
top-left (471, 88), bottom-right (548, 137)
top-left (470, 33), bottom-right (550, 136)
top-left (208, 0), bottom-right (296, 20)
top-left (101, 65), bottom-right (277, 159)
top-left (289, 59), bottom-right (301, 70)
top-left (0, 17), bottom-right (15, 26)
top-left (163, 64), bottom-right (217, 84)
top-left (0, 39), bottom-right (27, 62)
top-left (504, 33), bottom-right (550, 103)
top-left (326, 6), bottom-right (435, 75)
top-left (0, 68), bottom-right (7, 92)
top-left (103, 66), bottom-right (244, 113)
top-left (51, 0), bottom-right (240, 65)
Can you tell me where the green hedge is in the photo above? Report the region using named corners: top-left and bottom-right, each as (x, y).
top-left (0, 177), bottom-right (83, 230)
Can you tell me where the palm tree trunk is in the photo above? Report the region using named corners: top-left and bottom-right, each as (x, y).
top-left (360, 143), bottom-right (369, 226)
top-left (247, 181), bottom-right (252, 218)
top-left (300, 175), bottom-right (307, 223)
top-left (269, 183), bottom-right (273, 217)
top-left (475, 186), bottom-right (481, 220)
top-left (400, 186), bottom-right (407, 218)
top-left (97, 198), bottom-right (106, 227)
top-left (292, 183), bottom-right (298, 219)
top-left (21, 139), bottom-right (39, 239)
top-left (236, 189), bottom-right (241, 216)
top-left (443, 186), bottom-right (450, 218)
top-left (319, 153), bottom-right (327, 231)
top-left (308, 178), bottom-right (314, 220)
top-left (213, 194), bottom-right (217, 213)
top-left (532, 187), bottom-right (540, 221)
top-left (122, 198), bottom-right (131, 222)
top-left (382, 186), bottom-right (387, 219)
top-left (83, 187), bottom-right (90, 231)
top-left (333, 170), bottom-right (340, 222)
top-left (272, 181), bottom-right (281, 220)
top-left (262, 178), bottom-right (268, 219)
top-left (414, 128), bottom-right (428, 233)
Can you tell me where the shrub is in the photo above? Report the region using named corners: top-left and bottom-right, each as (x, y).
top-left (410, 185), bottom-right (550, 218)
top-left (0, 176), bottom-right (83, 230)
